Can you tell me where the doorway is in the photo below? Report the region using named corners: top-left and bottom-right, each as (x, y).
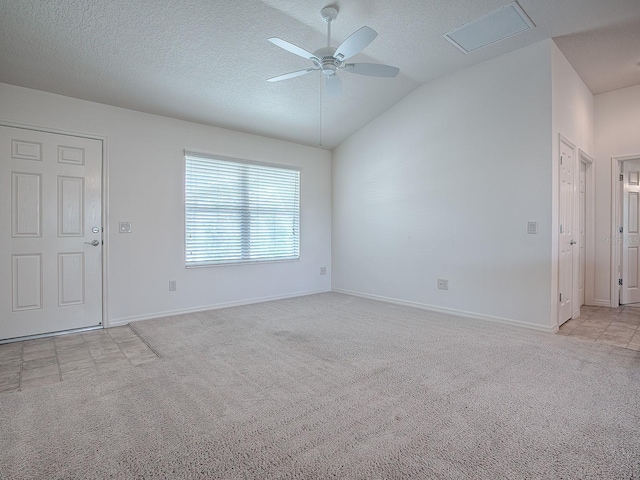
top-left (0, 125), bottom-right (103, 340)
top-left (576, 150), bottom-right (595, 312)
top-left (611, 154), bottom-right (640, 306)
top-left (558, 136), bottom-right (596, 328)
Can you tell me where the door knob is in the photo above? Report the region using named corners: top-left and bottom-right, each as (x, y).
top-left (84, 240), bottom-right (100, 246)
top-left (570, 240), bottom-right (577, 245)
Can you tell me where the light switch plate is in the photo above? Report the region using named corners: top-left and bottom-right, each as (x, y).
top-left (119, 222), bottom-right (132, 233)
top-left (527, 221), bottom-right (538, 234)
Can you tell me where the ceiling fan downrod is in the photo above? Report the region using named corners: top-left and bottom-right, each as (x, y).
top-left (317, 6), bottom-right (340, 76)
top-left (321, 6), bottom-right (338, 48)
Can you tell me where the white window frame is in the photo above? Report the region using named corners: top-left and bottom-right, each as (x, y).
top-left (184, 151), bottom-right (300, 267)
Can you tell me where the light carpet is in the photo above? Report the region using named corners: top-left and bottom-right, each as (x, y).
top-left (1, 292), bottom-right (639, 479)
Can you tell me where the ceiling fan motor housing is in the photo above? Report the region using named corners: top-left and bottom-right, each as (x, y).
top-left (314, 47), bottom-right (342, 75)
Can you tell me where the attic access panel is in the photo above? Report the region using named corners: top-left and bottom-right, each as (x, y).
top-left (443, 2), bottom-right (535, 53)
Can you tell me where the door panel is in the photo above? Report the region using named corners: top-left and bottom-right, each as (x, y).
top-left (12, 254), bottom-right (43, 311)
top-left (12, 172), bottom-right (42, 237)
top-left (558, 138), bottom-right (575, 325)
top-left (0, 126), bottom-right (102, 340)
top-left (58, 252), bottom-right (85, 306)
top-left (58, 176), bottom-right (84, 236)
top-left (621, 159), bottom-right (640, 304)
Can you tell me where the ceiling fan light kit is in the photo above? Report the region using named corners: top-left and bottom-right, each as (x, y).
top-left (267, 5), bottom-right (399, 96)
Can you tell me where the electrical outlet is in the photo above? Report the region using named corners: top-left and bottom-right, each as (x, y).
top-left (119, 222), bottom-right (132, 233)
top-left (527, 221), bottom-right (538, 234)
top-left (169, 280), bottom-right (177, 291)
top-left (437, 279), bottom-right (449, 290)
top-left (320, 267), bottom-right (327, 275)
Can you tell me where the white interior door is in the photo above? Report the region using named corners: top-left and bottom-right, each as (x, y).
top-left (621, 159), bottom-right (640, 305)
top-left (558, 138), bottom-right (575, 325)
top-left (579, 161), bottom-right (586, 306)
top-left (0, 126), bottom-right (102, 340)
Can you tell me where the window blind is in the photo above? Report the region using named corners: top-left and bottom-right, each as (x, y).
top-left (185, 152), bottom-right (300, 267)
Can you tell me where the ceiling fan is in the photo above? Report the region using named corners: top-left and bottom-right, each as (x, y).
top-left (267, 6), bottom-right (399, 96)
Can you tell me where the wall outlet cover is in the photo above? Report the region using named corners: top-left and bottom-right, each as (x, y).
top-left (437, 279), bottom-right (449, 290)
top-left (119, 222), bottom-right (132, 233)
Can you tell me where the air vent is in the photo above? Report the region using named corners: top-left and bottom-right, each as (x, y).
top-left (443, 2), bottom-right (534, 54)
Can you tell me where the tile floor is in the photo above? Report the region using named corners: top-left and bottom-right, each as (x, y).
top-left (558, 304), bottom-right (640, 350)
top-left (0, 325), bottom-right (159, 394)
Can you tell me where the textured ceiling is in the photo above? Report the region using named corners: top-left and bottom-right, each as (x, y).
top-left (554, 16), bottom-right (640, 95)
top-left (1, 0), bottom-right (639, 149)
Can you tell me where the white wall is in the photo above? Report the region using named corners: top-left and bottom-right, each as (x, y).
top-left (551, 43), bottom-right (594, 155)
top-left (332, 41), bottom-right (554, 330)
top-left (594, 84), bottom-right (640, 305)
top-left (0, 83), bottom-right (332, 325)
top-left (550, 42), bottom-right (595, 318)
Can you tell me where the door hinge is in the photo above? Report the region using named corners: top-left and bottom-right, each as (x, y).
top-left (620, 174), bottom-right (624, 181)
top-left (560, 224), bottom-right (563, 234)
top-left (560, 155), bottom-right (564, 166)
top-left (559, 293), bottom-right (562, 302)
top-left (620, 226), bottom-right (624, 233)
top-left (619, 278), bottom-right (623, 286)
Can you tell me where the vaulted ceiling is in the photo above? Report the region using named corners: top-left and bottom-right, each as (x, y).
top-left (1, 0), bottom-right (639, 149)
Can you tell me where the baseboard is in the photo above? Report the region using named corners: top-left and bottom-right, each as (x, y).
top-left (107, 288), bottom-right (331, 327)
top-left (332, 288), bottom-right (558, 333)
top-left (590, 299), bottom-right (612, 307)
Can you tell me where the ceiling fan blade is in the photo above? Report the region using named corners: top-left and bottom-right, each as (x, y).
top-left (325, 74), bottom-right (342, 96)
top-left (267, 69), bottom-right (317, 82)
top-left (268, 37), bottom-right (319, 62)
top-left (334, 26), bottom-right (378, 61)
top-left (345, 63), bottom-right (399, 78)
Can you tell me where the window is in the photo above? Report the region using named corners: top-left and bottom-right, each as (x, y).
top-left (185, 152), bottom-right (300, 267)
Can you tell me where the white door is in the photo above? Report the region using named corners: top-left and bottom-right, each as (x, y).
top-left (558, 138), bottom-right (575, 325)
top-left (579, 161), bottom-right (586, 306)
top-left (621, 159), bottom-right (640, 304)
top-left (0, 126), bottom-right (102, 340)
